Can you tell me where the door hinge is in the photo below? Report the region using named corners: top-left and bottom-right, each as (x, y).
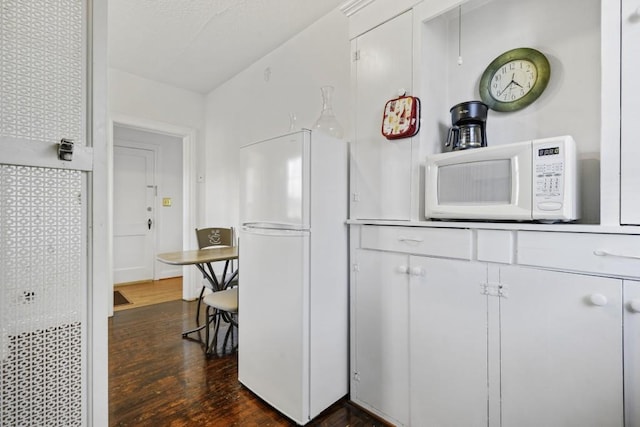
top-left (353, 371), bottom-right (360, 382)
top-left (353, 50), bottom-right (361, 61)
top-left (352, 192), bottom-right (360, 202)
top-left (353, 263), bottom-right (360, 272)
top-left (481, 283), bottom-right (509, 298)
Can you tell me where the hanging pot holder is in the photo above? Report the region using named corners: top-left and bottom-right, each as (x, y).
top-left (381, 94), bottom-right (421, 140)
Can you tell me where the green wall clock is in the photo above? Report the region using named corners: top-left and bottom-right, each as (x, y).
top-left (479, 47), bottom-right (551, 112)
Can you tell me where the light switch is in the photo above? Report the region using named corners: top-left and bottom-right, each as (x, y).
top-left (162, 198), bottom-right (172, 207)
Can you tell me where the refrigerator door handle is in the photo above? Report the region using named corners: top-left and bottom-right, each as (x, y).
top-left (241, 226), bottom-right (309, 236)
top-left (242, 222), bottom-right (308, 231)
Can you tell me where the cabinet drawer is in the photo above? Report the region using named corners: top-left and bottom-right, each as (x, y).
top-left (517, 231), bottom-right (640, 279)
top-left (477, 229), bottom-right (514, 264)
top-left (360, 226), bottom-right (472, 259)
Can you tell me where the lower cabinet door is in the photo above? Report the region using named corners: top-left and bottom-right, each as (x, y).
top-left (624, 280), bottom-right (640, 426)
top-left (409, 257), bottom-right (489, 426)
top-left (352, 249), bottom-right (409, 426)
top-left (500, 266), bottom-right (623, 427)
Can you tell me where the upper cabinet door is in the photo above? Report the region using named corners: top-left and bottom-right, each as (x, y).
top-left (351, 10), bottom-right (413, 220)
top-left (621, 0), bottom-right (640, 225)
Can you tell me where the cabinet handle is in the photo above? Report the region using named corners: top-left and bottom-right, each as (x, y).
top-left (396, 265), bottom-right (424, 276)
top-left (398, 236), bottom-right (424, 243)
top-left (410, 267), bottom-right (424, 276)
top-left (589, 293), bottom-right (608, 307)
top-left (629, 299), bottom-right (640, 313)
top-left (593, 249), bottom-right (640, 260)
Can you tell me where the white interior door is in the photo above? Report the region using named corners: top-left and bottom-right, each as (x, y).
top-left (113, 145), bottom-right (156, 283)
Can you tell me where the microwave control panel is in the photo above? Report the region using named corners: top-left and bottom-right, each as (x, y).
top-left (533, 145), bottom-right (565, 211)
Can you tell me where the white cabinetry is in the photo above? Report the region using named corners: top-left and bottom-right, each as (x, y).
top-left (409, 259), bottom-right (623, 427)
top-left (352, 248), bottom-right (409, 426)
top-left (499, 267), bottom-right (623, 427)
top-left (348, 0), bottom-right (635, 226)
top-left (350, 225), bottom-right (635, 426)
top-left (409, 257), bottom-right (489, 426)
top-left (621, 0), bottom-right (640, 225)
top-left (625, 280), bottom-right (640, 426)
top-left (517, 231), bottom-right (640, 278)
top-left (350, 226), bottom-right (473, 425)
top-left (350, 10), bottom-right (414, 220)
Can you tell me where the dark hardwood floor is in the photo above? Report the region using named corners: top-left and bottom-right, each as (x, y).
top-left (109, 299), bottom-right (387, 426)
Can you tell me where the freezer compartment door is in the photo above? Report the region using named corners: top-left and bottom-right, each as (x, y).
top-left (239, 130), bottom-right (310, 229)
top-left (238, 227), bottom-right (310, 424)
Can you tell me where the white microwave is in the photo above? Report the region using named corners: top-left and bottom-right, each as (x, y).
top-left (425, 135), bottom-right (580, 222)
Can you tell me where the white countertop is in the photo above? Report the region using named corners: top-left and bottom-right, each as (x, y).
top-left (346, 219), bottom-right (640, 235)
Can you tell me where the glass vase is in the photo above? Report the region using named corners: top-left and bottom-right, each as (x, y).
top-left (313, 85), bottom-right (343, 138)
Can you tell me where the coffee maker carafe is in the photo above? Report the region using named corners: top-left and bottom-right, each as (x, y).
top-left (445, 101), bottom-right (488, 151)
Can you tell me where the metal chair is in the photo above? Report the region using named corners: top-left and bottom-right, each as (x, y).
top-left (194, 227), bottom-right (238, 355)
top-left (203, 286), bottom-right (238, 355)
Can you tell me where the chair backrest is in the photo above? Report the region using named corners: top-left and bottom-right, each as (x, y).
top-left (195, 227), bottom-right (234, 249)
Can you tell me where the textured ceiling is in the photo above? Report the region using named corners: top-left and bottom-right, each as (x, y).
top-left (108, 0), bottom-right (345, 94)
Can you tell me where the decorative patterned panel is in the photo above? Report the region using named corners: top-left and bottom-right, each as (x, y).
top-left (0, 0), bottom-right (87, 423)
top-left (0, 165), bottom-right (85, 426)
top-left (0, 0), bottom-right (85, 145)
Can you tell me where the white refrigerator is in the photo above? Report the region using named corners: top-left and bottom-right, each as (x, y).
top-left (238, 129), bottom-right (348, 425)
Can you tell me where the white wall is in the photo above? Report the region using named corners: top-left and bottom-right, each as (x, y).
top-left (203, 9), bottom-right (350, 229)
top-left (425, 0), bottom-right (601, 153)
top-left (109, 68), bottom-right (206, 133)
top-left (108, 68), bottom-right (207, 226)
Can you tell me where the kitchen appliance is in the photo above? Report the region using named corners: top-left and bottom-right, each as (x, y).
top-left (444, 100), bottom-right (488, 151)
top-left (238, 130), bottom-right (348, 425)
top-left (425, 135), bottom-right (580, 222)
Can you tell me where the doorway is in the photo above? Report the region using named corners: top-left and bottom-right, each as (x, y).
top-left (109, 117), bottom-right (199, 316)
top-left (113, 124), bottom-right (183, 284)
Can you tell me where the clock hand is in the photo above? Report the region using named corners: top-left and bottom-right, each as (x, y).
top-left (506, 74), bottom-right (520, 89)
top-left (499, 80), bottom-right (515, 96)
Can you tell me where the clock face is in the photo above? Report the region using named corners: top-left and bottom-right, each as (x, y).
top-left (489, 59), bottom-right (537, 102)
top-left (479, 48), bottom-right (551, 112)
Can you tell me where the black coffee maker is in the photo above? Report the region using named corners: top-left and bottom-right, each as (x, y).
top-left (444, 101), bottom-right (488, 151)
